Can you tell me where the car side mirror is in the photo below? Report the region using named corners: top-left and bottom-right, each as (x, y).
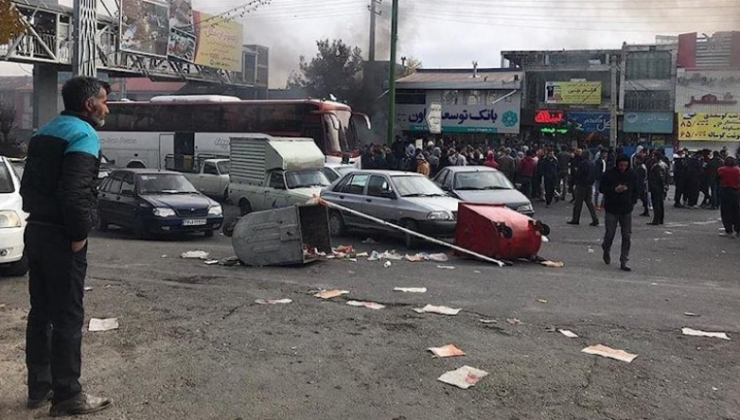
top-left (380, 191), bottom-right (396, 200)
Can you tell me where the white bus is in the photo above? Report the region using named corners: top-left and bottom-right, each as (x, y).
top-left (98, 95), bottom-right (372, 169)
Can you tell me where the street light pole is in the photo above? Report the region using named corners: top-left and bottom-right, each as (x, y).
top-left (386, 0), bottom-right (399, 145)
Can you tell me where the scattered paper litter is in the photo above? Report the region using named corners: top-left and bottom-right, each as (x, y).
top-left (664, 231), bottom-right (673, 235)
top-left (427, 253), bottom-right (449, 262)
top-left (437, 366), bottom-right (489, 389)
top-left (588, 247), bottom-right (595, 254)
top-left (681, 328), bottom-right (730, 340)
top-left (582, 344), bottom-right (638, 363)
top-left (181, 250), bottom-right (209, 260)
top-left (542, 236), bottom-right (550, 242)
top-left (368, 250), bottom-right (404, 261)
top-left (383, 261), bottom-right (392, 268)
top-left (346, 300), bottom-right (385, 310)
top-left (437, 265), bottom-right (456, 270)
top-left (88, 318), bottom-right (119, 332)
top-left (479, 319), bottom-right (497, 324)
top-left (558, 329), bottom-right (579, 338)
top-left (255, 299), bottom-right (292, 305)
top-left (683, 312), bottom-right (700, 317)
top-left (83, 286), bottom-right (93, 292)
top-left (537, 299), bottom-right (548, 304)
top-left (405, 254), bottom-right (424, 262)
top-left (413, 304), bottom-right (461, 316)
top-left (541, 261), bottom-right (564, 268)
top-left (427, 344), bottom-right (466, 358)
top-left (204, 260), bottom-right (220, 265)
top-left (506, 318), bottom-right (522, 325)
top-left (394, 287), bottom-right (427, 293)
top-left (356, 252), bottom-right (369, 258)
top-left (314, 290), bottom-right (349, 299)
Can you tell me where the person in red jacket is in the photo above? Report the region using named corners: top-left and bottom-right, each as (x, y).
top-left (517, 149), bottom-right (537, 198)
top-left (483, 151), bottom-right (499, 169)
top-left (717, 156), bottom-right (740, 237)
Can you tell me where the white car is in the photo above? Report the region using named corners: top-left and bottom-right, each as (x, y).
top-left (0, 156), bottom-right (28, 276)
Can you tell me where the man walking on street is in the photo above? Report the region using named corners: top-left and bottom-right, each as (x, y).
top-left (717, 156), bottom-right (740, 237)
top-left (20, 77), bottom-right (113, 416)
top-left (600, 155), bottom-right (639, 272)
top-left (647, 150), bottom-right (670, 225)
top-left (567, 150), bottom-right (599, 226)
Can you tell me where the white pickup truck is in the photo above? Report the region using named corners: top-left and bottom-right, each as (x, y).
top-left (228, 135), bottom-right (330, 216)
top-left (166, 155), bottom-right (230, 201)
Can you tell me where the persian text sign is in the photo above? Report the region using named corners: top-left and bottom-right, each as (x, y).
top-left (193, 11), bottom-right (243, 71)
top-left (545, 81), bottom-right (602, 105)
top-left (678, 113), bottom-right (740, 141)
top-left (397, 104), bottom-right (520, 134)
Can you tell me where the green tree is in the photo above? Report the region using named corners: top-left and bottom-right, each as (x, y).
top-left (0, 0), bottom-right (26, 44)
top-left (288, 39), bottom-right (364, 105)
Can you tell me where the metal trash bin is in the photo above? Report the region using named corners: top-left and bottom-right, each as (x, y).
top-left (231, 205), bottom-right (332, 266)
top-left (454, 203), bottom-right (549, 260)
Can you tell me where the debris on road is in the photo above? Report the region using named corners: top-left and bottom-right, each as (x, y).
top-left (681, 328), bottom-right (730, 340)
top-left (506, 318), bottom-right (522, 325)
top-left (413, 304), bottom-right (461, 316)
top-left (384, 261), bottom-right (392, 268)
top-left (255, 299), bottom-right (292, 305)
top-left (394, 287), bottom-right (427, 293)
top-left (84, 286), bottom-right (93, 292)
top-left (181, 250), bottom-right (209, 260)
top-left (537, 299), bottom-right (548, 304)
top-left (541, 261), bottom-right (564, 268)
top-left (588, 247), bottom-right (595, 254)
top-left (582, 344), bottom-right (638, 363)
top-left (437, 366), bottom-right (489, 389)
top-left (437, 265), bottom-right (456, 270)
top-left (683, 312), bottom-right (701, 317)
top-left (204, 260), bottom-right (220, 265)
top-left (559, 329), bottom-right (579, 338)
top-left (88, 318), bottom-right (119, 332)
top-left (368, 250), bottom-right (404, 261)
top-left (405, 254), bottom-right (424, 262)
top-left (427, 344), bottom-right (466, 358)
top-left (479, 319), bottom-right (497, 324)
top-left (314, 290), bottom-right (350, 299)
top-left (346, 300), bottom-right (385, 310)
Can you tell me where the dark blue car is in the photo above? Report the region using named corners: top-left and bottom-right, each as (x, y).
top-left (96, 169), bottom-right (224, 238)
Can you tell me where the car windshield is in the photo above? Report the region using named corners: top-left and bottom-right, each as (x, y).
top-left (285, 169), bottom-right (330, 189)
top-left (0, 162), bottom-right (14, 193)
top-left (392, 175), bottom-right (447, 197)
top-left (454, 171), bottom-right (514, 190)
top-left (217, 161), bottom-right (230, 175)
top-left (137, 174), bottom-right (198, 194)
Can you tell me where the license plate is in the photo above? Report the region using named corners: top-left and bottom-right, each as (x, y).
top-left (182, 219), bottom-right (207, 226)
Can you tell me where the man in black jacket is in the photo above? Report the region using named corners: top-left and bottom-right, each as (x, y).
top-left (600, 154), bottom-right (640, 272)
top-left (567, 150), bottom-right (599, 226)
top-left (20, 77), bottom-right (112, 416)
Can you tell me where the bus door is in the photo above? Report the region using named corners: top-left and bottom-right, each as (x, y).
top-left (158, 133), bottom-right (174, 170)
top-left (173, 132), bottom-right (195, 171)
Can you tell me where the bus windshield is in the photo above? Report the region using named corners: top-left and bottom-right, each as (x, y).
top-left (334, 110), bottom-right (355, 152)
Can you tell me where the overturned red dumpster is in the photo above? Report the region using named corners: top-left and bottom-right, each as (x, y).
top-left (454, 203), bottom-right (550, 261)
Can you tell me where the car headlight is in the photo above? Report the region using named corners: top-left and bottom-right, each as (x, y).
top-left (427, 210), bottom-right (452, 221)
top-left (517, 204), bottom-right (534, 213)
top-left (153, 208), bottom-right (176, 217)
top-left (0, 210), bottom-right (22, 228)
top-left (208, 205), bottom-right (223, 216)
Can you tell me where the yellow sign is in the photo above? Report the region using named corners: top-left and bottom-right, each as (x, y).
top-left (545, 81), bottom-right (602, 105)
top-left (193, 11), bottom-right (243, 72)
top-left (678, 113), bottom-right (740, 141)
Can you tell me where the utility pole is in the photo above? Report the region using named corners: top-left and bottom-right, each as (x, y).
top-left (610, 53), bottom-right (618, 148)
top-left (368, 0), bottom-right (382, 62)
top-left (386, 0), bottom-right (398, 145)
top-left (72, 0), bottom-right (97, 77)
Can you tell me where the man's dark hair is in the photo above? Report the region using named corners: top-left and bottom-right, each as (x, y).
top-left (62, 77), bottom-right (111, 112)
top-left (726, 156), bottom-right (737, 167)
top-left (616, 154), bottom-right (630, 164)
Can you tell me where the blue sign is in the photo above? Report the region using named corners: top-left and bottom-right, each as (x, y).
top-left (623, 112), bottom-right (674, 134)
top-left (567, 112), bottom-right (612, 133)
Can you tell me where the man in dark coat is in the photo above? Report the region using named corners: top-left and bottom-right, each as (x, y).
top-left (600, 154), bottom-right (640, 271)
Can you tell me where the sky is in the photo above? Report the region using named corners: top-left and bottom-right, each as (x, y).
top-left (2, 0), bottom-right (739, 88)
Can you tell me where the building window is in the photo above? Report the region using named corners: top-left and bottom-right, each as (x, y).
top-left (396, 90), bottom-right (426, 105)
top-left (626, 51), bottom-right (672, 80)
top-left (624, 90), bottom-right (672, 111)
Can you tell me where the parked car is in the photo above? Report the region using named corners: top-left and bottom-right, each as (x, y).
top-left (97, 154), bottom-right (116, 183)
top-left (321, 170), bottom-right (460, 248)
top-left (96, 169), bottom-right (224, 238)
top-left (432, 166), bottom-right (535, 215)
top-left (321, 163), bottom-right (357, 183)
top-left (0, 156), bottom-right (29, 276)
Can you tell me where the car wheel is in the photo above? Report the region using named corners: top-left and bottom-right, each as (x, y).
top-left (1, 255), bottom-right (29, 277)
top-left (239, 199), bottom-right (252, 216)
top-left (400, 219), bottom-right (420, 249)
top-left (328, 211), bottom-right (346, 237)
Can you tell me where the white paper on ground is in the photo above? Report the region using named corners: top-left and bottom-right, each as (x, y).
top-left (255, 299), bottom-right (292, 305)
top-left (437, 265), bottom-right (456, 270)
top-left (681, 328), bottom-right (730, 340)
top-left (427, 344), bottom-right (466, 358)
top-left (314, 290), bottom-right (350, 299)
top-left (83, 286), bottom-right (93, 292)
top-left (558, 329), bottom-right (578, 338)
top-left (394, 287), bottom-right (427, 293)
top-left (413, 304), bottom-right (461, 316)
top-left (437, 366), bottom-right (489, 389)
top-left (181, 251), bottom-right (209, 260)
top-left (346, 300), bottom-right (385, 310)
top-left (89, 318), bottom-right (119, 332)
top-left (581, 344), bottom-right (637, 363)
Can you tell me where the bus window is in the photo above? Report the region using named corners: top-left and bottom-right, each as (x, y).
top-left (323, 114), bottom-right (342, 155)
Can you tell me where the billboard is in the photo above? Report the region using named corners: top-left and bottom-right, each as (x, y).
top-left (167, 0), bottom-right (196, 61)
top-left (624, 112), bottom-right (674, 134)
top-left (545, 81), bottom-right (602, 105)
top-left (193, 11), bottom-right (244, 72)
top-left (396, 94), bottom-right (521, 134)
top-left (678, 112), bottom-right (740, 141)
top-left (120, 0), bottom-right (170, 57)
top-left (568, 112), bottom-right (612, 133)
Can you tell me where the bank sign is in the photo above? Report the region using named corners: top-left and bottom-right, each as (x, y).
top-left (396, 102), bottom-right (521, 134)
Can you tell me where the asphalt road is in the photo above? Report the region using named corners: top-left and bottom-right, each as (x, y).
top-left (1, 198), bottom-right (739, 420)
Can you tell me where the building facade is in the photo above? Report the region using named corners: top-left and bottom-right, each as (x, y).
top-left (394, 68), bottom-right (523, 145)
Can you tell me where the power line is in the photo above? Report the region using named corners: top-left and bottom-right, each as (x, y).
top-left (412, 0), bottom-right (740, 9)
